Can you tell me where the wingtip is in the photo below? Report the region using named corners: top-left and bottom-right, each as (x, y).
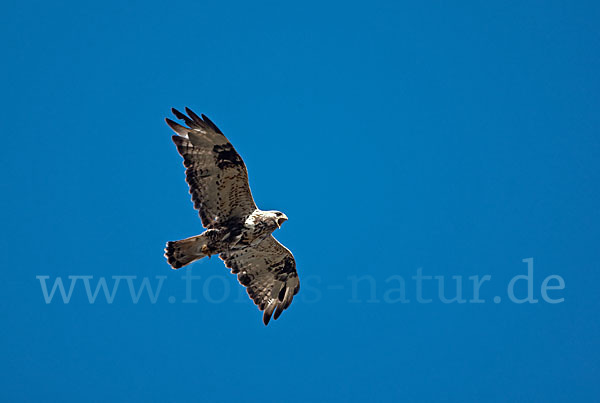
top-left (273, 305), bottom-right (283, 321)
top-left (171, 107), bottom-right (186, 120)
top-left (185, 107), bottom-right (204, 125)
top-left (166, 117), bottom-right (183, 130)
top-left (200, 113), bottom-right (223, 134)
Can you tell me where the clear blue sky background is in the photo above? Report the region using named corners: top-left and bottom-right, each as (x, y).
top-left (2, 1), bottom-right (599, 402)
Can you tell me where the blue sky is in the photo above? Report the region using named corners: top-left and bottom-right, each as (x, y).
top-left (2, 0), bottom-right (599, 401)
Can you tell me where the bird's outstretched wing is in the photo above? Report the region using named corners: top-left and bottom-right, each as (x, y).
top-left (220, 236), bottom-right (300, 325)
top-left (166, 108), bottom-right (257, 228)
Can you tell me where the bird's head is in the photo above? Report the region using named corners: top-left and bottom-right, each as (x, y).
top-left (268, 211), bottom-right (288, 229)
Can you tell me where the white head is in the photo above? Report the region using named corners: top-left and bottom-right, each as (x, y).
top-left (264, 210), bottom-right (288, 229)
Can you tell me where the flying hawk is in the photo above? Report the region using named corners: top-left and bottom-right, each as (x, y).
top-left (164, 108), bottom-right (299, 325)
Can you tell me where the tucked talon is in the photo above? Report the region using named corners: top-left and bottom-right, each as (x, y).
top-left (201, 244), bottom-right (212, 258)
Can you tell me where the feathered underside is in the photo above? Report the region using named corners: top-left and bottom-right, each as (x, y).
top-left (166, 107), bottom-right (257, 228)
top-left (220, 236), bottom-right (300, 325)
top-left (166, 108), bottom-right (300, 325)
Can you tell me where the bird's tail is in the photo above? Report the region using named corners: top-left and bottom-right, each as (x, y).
top-left (164, 234), bottom-right (210, 269)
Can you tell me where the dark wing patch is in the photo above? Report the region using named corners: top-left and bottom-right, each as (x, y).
top-left (213, 143), bottom-right (244, 169)
top-left (220, 236), bottom-right (300, 325)
top-left (166, 108), bottom-right (257, 228)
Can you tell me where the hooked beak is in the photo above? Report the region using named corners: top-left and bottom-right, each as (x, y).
top-left (277, 215), bottom-right (288, 228)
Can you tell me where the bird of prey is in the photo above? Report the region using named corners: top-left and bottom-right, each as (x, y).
top-left (164, 108), bottom-right (299, 325)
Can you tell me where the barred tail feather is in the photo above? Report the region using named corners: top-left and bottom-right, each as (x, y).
top-left (164, 234), bottom-right (208, 269)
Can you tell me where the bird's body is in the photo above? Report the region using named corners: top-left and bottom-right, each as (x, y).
top-left (166, 209), bottom-right (287, 265)
top-left (164, 108), bottom-right (299, 325)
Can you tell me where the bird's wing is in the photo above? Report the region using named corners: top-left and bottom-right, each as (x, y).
top-left (166, 108), bottom-right (257, 228)
top-left (220, 236), bottom-right (300, 325)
